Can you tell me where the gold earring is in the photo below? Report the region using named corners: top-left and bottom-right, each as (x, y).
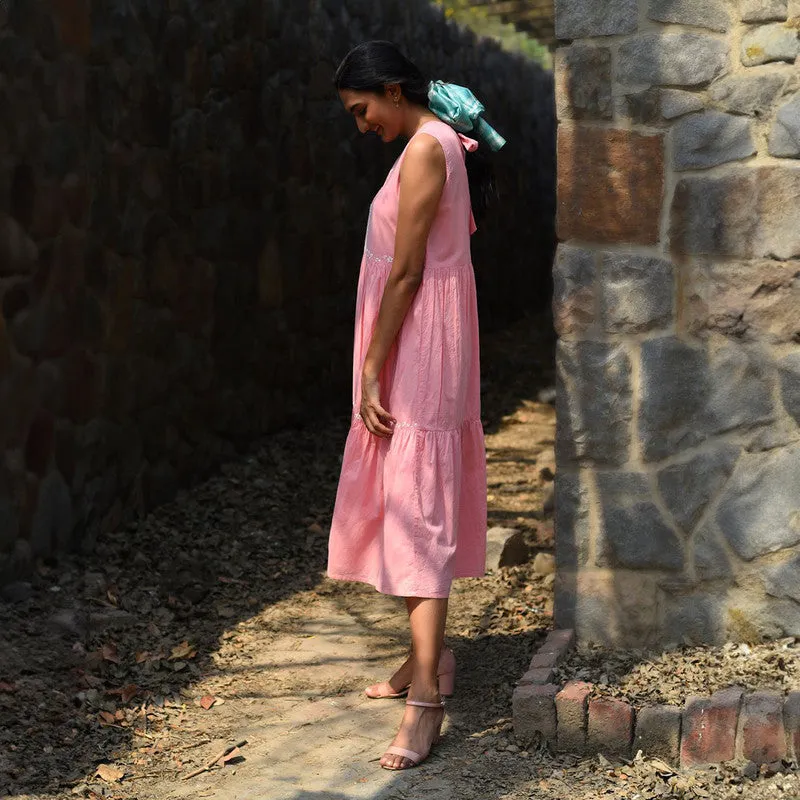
top-left (393, 96), bottom-right (400, 108)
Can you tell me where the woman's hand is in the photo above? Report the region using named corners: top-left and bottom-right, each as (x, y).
top-left (360, 371), bottom-right (396, 439)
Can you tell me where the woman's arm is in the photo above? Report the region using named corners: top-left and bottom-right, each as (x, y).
top-left (360, 133), bottom-right (447, 439)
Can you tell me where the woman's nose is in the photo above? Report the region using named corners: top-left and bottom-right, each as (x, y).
top-left (356, 118), bottom-right (368, 134)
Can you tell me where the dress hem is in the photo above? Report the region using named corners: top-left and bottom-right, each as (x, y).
top-left (326, 569), bottom-right (486, 599)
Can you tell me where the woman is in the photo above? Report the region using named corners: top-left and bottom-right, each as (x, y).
top-left (327, 41), bottom-right (504, 771)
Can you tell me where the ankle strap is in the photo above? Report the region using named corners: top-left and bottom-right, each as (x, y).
top-left (406, 699), bottom-right (444, 708)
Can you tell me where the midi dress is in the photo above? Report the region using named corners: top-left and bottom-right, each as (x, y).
top-left (326, 119), bottom-right (487, 599)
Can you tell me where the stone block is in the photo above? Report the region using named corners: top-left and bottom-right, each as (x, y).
top-left (0, 213), bottom-right (38, 277)
top-left (597, 472), bottom-right (684, 571)
top-left (709, 69), bottom-right (789, 116)
top-left (716, 444), bottom-right (800, 561)
top-left (615, 88), bottom-right (662, 125)
top-left (682, 259), bottom-right (800, 344)
top-left (555, 45), bottom-right (612, 121)
top-left (29, 470), bottom-right (73, 556)
top-left (0, 487), bottom-right (19, 551)
top-left (634, 705), bottom-right (682, 765)
top-left (741, 23), bottom-right (799, 66)
top-left (648, 0), bottom-right (732, 31)
top-left (785, 692), bottom-right (800, 762)
top-left (557, 127), bottom-right (664, 245)
top-left (661, 89), bottom-right (705, 120)
top-left (671, 111), bottom-right (756, 170)
top-left (556, 681), bottom-right (592, 754)
top-left (556, 570), bottom-right (660, 647)
top-left (680, 687), bottom-right (743, 767)
top-left (769, 95), bottom-right (800, 157)
top-left (556, 341), bottom-right (632, 466)
top-left (639, 337), bottom-right (709, 461)
top-left (671, 167), bottom-right (800, 261)
top-left (704, 345), bottom-right (775, 436)
top-left (694, 522), bottom-right (735, 581)
top-left (742, 0), bottom-right (789, 21)
top-left (741, 691), bottom-right (787, 764)
top-left (533, 552), bottom-right (555, 575)
top-left (780, 353), bottom-right (800, 425)
top-left (618, 34), bottom-right (729, 87)
top-left (764, 554), bottom-right (800, 603)
top-left (52, 0), bottom-right (92, 54)
top-left (657, 446), bottom-right (739, 535)
top-left (486, 527), bottom-right (529, 570)
top-left (662, 591), bottom-right (726, 645)
top-left (554, 473), bottom-right (591, 571)
top-left (599, 252), bottom-right (673, 334)
top-left (588, 697), bottom-right (634, 758)
top-left (554, 0), bottom-right (638, 38)
top-left (512, 683), bottom-right (558, 743)
top-left (552, 245), bottom-right (596, 339)
top-left (24, 410), bottom-right (55, 477)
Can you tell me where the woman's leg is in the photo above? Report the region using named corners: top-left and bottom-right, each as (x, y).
top-left (380, 596), bottom-right (448, 769)
top-left (366, 597), bottom-right (450, 697)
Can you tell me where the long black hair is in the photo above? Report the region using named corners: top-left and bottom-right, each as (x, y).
top-left (334, 41), bottom-right (497, 223)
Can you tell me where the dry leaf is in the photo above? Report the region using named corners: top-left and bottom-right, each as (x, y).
top-left (0, 681), bottom-right (16, 693)
top-left (107, 684), bottom-right (138, 703)
top-left (102, 644), bottom-right (121, 664)
top-left (95, 764), bottom-right (124, 782)
top-left (169, 641), bottom-right (197, 660)
top-left (135, 651), bottom-right (151, 664)
top-left (98, 711), bottom-right (116, 725)
top-left (199, 695), bottom-right (216, 710)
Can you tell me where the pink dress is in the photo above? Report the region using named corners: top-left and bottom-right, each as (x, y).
top-left (326, 120), bottom-right (487, 599)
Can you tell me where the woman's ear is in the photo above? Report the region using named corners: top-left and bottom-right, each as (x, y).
top-left (385, 83), bottom-right (402, 105)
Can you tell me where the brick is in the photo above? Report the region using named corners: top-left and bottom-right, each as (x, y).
top-left (545, 629), bottom-right (576, 652)
top-left (531, 651), bottom-right (560, 669)
top-left (556, 681), bottom-right (592, 753)
top-left (519, 667), bottom-right (555, 686)
top-left (557, 127), bottom-right (664, 245)
top-left (513, 683), bottom-right (559, 742)
top-left (741, 691), bottom-right (786, 764)
top-left (588, 697), bottom-right (635, 758)
top-left (784, 692), bottom-right (800, 762)
top-left (680, 687), bottom-right (743, 767)
top-left (635, 705), bottom-right (682, 765)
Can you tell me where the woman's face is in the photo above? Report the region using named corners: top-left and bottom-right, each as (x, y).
top-left (339, 86), bottom-right (403, 142)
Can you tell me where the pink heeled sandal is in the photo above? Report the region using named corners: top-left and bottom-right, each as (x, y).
top-left (380, 698), bottom-right (445, 770)
top-left (365, 647), bottom-right (456, 699)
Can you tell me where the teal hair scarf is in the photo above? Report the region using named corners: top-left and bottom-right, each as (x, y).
top-left (427, 80), bottom-right (506, 152)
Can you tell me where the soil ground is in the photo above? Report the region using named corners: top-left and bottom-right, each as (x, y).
top-left (1, 312), bottom-right (799, 800)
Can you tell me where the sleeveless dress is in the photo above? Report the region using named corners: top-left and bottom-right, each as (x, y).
top-left (326, 120), bottom-right (487, 599)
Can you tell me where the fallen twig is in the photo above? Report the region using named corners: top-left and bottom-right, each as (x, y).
top-left (182, 739), bottom-right (248, 780)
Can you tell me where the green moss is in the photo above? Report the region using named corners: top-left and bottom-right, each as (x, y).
top-left (432, 0), bottom-right (553, 70)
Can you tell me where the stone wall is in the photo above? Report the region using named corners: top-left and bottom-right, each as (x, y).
top-left (553, 0), bottom-right (800, 646)
top-left (0, 0), bottom-right (555, 581)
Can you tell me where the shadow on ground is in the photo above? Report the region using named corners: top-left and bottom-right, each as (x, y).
top-left (0, 311), bottom-right (555, 797)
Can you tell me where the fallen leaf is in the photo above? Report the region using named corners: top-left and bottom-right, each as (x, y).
top-left (98, 711), bottom-right (116, 725)
top-left (135, 651), bottom-right (151, 664)
top-left (95, 764), bottom-right (124, 782)
top-left (102, 644), bottom-right (121, 664)
top-left (107, 684), bottom-right (139, 703)
top-left (169, 641), bottom-right (197, 660)
top-left (0, 681), bottom-right (16, 693)
top-left (200, 695), bottom-right (216, 710)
